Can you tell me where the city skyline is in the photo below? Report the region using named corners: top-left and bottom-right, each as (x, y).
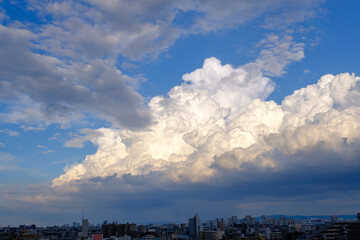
top-left (2, 212), bottom-right (359, 228)
top-left (1, 212), bottom-right (360, 240)
top-left (0, 0), bottom-right (360, 225)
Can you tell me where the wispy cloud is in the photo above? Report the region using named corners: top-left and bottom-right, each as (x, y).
top-left (0, 129), bottom-right (20, 137)
top-left (0, 153), bottom-right (30, 173)
top-left (20, 124), bottom-right (46, 132)
top-left (43, 150), bottom-right (54, 154)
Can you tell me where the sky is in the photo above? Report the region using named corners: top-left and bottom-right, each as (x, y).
top-left (0, 0), bottom-right (360, 226)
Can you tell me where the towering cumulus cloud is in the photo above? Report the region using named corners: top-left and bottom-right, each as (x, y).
top-left (53, 36), bottom-right (360, 187)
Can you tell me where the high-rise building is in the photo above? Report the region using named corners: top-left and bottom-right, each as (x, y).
top-left (189, 213), bottom-right (201, 240)
top-left (244, 215), bottom-right (253, 225)
top-left (227, 216), bottom-right (238, 226)
top-left (266, 217), bottom-right (275, 225)
top-left (180, 223), bottom-right (187, 234)
top-left (81, 218), bottom-right (89, 239)
top-left (260, 216), bottom-right (267, 225)
top-left (331, 214), bottom-right (338, 222)
top-left (206, 220), bottom-right (216, 228)
top-left (216, 219), bottom-right (224, 231)
top-left (279, 216), bottom-right (286, 226)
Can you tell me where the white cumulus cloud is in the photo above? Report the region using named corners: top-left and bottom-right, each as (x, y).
top-left (54, 58), bottom-right (360, 188)
top-left (53, 35), bottom-right (330, 186)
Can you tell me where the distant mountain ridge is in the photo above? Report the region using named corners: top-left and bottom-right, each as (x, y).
top-left (256, 214), bottom-right (357, 221)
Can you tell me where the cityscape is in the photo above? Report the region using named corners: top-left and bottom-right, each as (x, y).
top-left (1, 213), bottom-right (360, 240)
top-left (0, 1), bottom-right (360, 239)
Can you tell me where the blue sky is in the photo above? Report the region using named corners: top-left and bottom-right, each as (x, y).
top-left (0, 0), bottom-right (360, 226)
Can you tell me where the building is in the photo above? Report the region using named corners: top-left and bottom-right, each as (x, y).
top-left (244, 215), bottom-right (256, 225)
top-left (189, 214), bottom-right (201, 240)
top-left (216, 219), bottom-right (224, 231)
top-left (81, 219), bottom-right (89, 239)
top-left (200, 230), bottom-right (223, 240)
top-left (279, 216), bottom-right (286, 226)
top-left (102, 222), bottom-right (137, 238)
top-left (321, 222), bottom-right (346, 240)
top-left (227, 216), bottom-right (238, 226)
top-left (91, 233), bottom-right (102, 240)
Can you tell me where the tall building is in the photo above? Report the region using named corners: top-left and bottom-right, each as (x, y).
top-left (189, 213), bottom-right (201, 240)
top-left (260, 216), bottom-right (267, 225)
top-left (279, 216), bottom-right (286, 226)
top-left (216, 219), bottom-right (224, 231)
top-left (81, 218), bottom-right (89, 239)
top-left (331, 214), bottom-right (338, 222)
top-left (244, 215), bottom-right (254, 225)
top-left (227, 216), bottom-right (238, 226)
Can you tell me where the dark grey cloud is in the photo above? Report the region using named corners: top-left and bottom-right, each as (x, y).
top-left (0, 25), bottom-right (152, 129)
